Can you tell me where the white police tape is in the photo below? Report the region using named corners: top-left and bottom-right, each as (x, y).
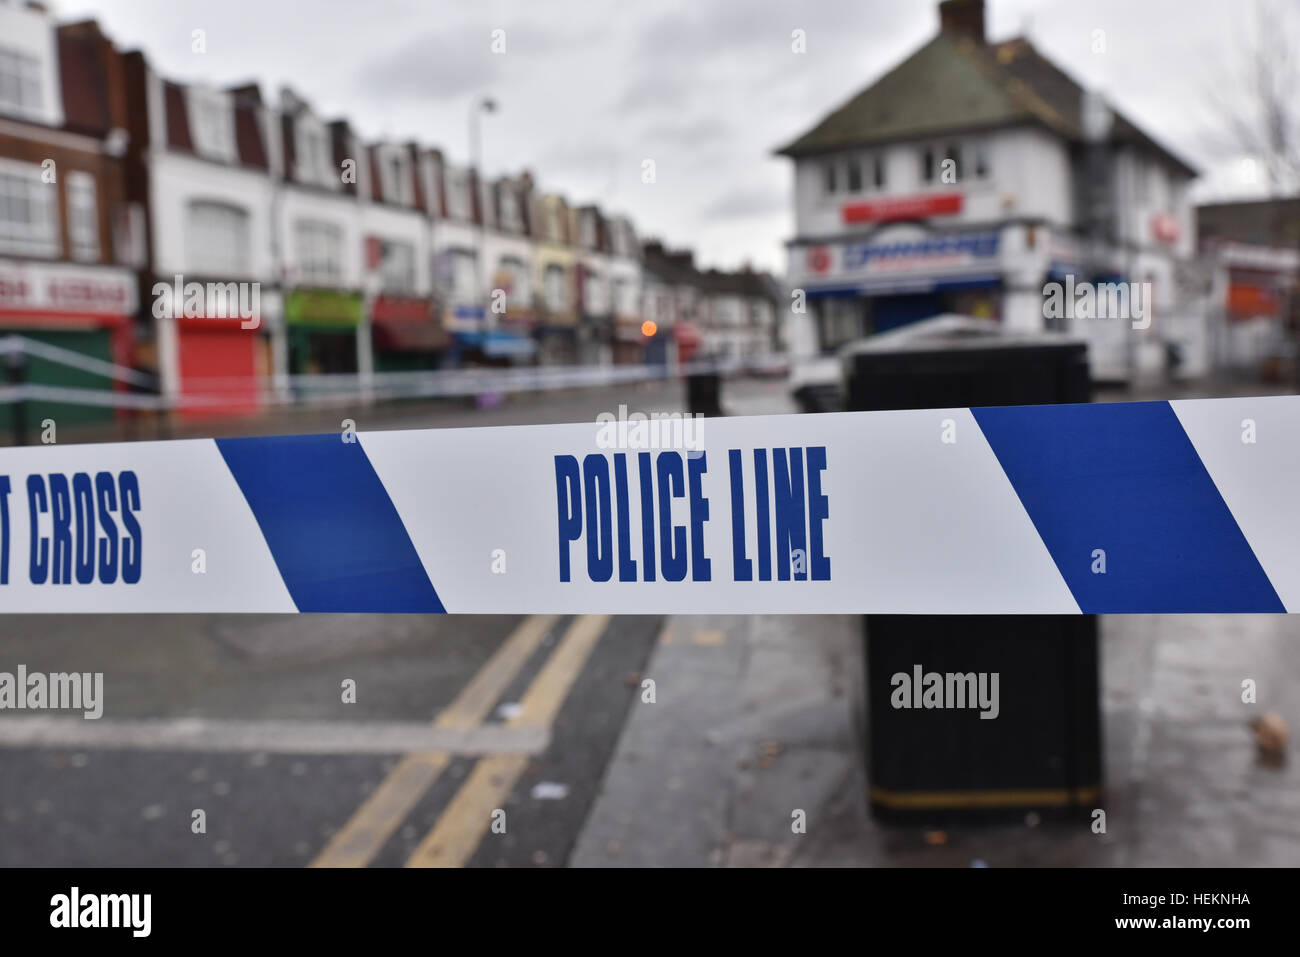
top-left (0, 395), bottom-right (1296, 614)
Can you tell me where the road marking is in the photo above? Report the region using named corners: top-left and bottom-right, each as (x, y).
top-left (0, 718), bottom-right (549, 755)
top-left (405, 614), bottom-right (610, 868)
top-left (310, 614), bottom-right (558, 868)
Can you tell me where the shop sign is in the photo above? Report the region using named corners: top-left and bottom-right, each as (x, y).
top-left (842, 192), bottom-right (963, 224)
top-left (0, 260), bottom-right (135, 316)
top-left (285, 289), bottom-right (363, 326)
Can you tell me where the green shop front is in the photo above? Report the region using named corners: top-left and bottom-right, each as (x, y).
top-left (284, 289), bottom-right (364, 374)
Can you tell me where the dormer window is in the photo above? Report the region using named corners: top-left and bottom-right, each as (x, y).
top-left (499, 189), bottom-right (522, 233)
top-left (188, 88), bottom-right (237, 162)
top-left (295, 119), bottom-right (333, 187)
top-left (0, 46), bottom-right (43, 120)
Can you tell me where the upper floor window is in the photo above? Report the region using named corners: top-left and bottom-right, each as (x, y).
top-left (973, 142), bottom-right (989, 179)
top-left (823, 161), bottom-right (838, 194)
top-left (447, 247), bottom-right (477, 301)
top-left (612, 221), bottom-right (632, 258)
top-left (376, 149), bottom-right (412, 205)
top-left (187, 200), bottom-right (250, 275)
top-left (295, 218), bottom-right (343, 285)
top-left (295, 121), bottom-right (333, 186)
top-left (65, 171), bottom-right (99, 263)
top-left (0, 160), bottom-right (58, 257)
top-left (499, 189), bottom-right (522, 233)
top-left (496, 254), bottom-right (530, 304)
top-left (445, 168), bottom-right (473, 221)
top-left (873, 154), bottom-right (886, 188)
top-left (847, 159), bottom-right (862, 193)
top-left (921, 148), bottom-right (936, 184)
top-left (545, 206), bottom-right (564, 243)
top-left (374, 237), bottom-right (416, 293)
top-left (944, 143), bottom-right (962, 182)
top-left (0, 47), bottom-right (42, 120)
top-left (189, 90), bottom-right (237, 162)
top-left (544, 263), bottom-right (567, 311)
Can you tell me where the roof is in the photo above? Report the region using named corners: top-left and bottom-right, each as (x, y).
top-left (776, 32), bottom-right (1197, 177)
top-left (1197, 198), bottom-right (1300, 248)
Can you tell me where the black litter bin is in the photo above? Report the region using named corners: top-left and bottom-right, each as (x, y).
top-left (685, 370), bottom-right (723, 417)
top-left (844, 316), bottom-right (1101, 822)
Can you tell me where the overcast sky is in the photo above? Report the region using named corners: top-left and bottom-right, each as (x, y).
top-left (53, 0), bottom-right (1296, 273)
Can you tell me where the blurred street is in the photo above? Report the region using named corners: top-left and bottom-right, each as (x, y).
top-left (1, 374), bottom-right (1297, 868)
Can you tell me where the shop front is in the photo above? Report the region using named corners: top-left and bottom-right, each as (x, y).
top-left (174, 314), bottom-right (265, 418)
top-left (0, 259), bottom-right (137, 427)
top-left (284, 288), bottom-right (363, 375)
top-left (371, 295), bottom-right (448, 372)
top-left (792, 227), bottom-right (1006, 353)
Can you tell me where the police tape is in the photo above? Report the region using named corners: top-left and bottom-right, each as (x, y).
top-left (0, 395), bottom-right (1296, 615)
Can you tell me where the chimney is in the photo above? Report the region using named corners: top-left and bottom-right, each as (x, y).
top-left (939, 0), bottom-right (985, 43)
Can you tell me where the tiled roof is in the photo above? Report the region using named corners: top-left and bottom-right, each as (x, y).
top-left (777, 31), bottom-right (1197, 176)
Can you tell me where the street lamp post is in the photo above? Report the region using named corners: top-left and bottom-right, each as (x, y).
top-left (470, 97), bottom-right (497, 338)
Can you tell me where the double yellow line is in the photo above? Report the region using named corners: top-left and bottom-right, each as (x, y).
top-left (311, 614), bottom-right (609, 868)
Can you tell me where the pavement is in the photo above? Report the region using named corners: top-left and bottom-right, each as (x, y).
top-left (1, 372), bottom-right (1297, 867)
top-left (571, 612), bottom-right (1300, 867)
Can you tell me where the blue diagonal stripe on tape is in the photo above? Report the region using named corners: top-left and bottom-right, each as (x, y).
top-left (215, 434), bottom-right (445, 613)
top-left (972, 401), bottom-right (1283, 613)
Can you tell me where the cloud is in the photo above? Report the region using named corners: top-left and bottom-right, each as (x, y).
top-left (700, 184), bottom-right (788, 220)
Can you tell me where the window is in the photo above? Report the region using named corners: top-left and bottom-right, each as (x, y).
top-left (921, 148), bottom-right (935, 183)
top-left (0, 161), bottom-right (58, 256)
top-left (974, 142), bottom-right (989, 179)
top-left (873, 154), bottom-right (886, 189)
top-left (374, 238), bottom-right (416, 293)
top-left (66, 171), bottom-right (99, 262)
top-left (613, 278), bottom-right (632, 317)
top-left (449, 248), bottom-right (478, 301)
top-left (385, 156), bottom-right (405, 203)
top-left (823, 161), bottom-right (837, 194)
top-left (295, 219), bottom-right (343, 285)
top-left (187, 201), bottom-right (250, 275)
top-left (583, 266), bottom-right (608, 314)
top-left (847, 159), bottom-right (862, 193)
top-left (545, 205), bottom-right (564, 242)
top-left (499, 189), bottom-right (522, 233)
top-left (544, 263), bottom-right (567, 311)
top-left (0, 47), bottom-right (43, 119)
top-left (446, 168), bottom-right (472, 220)
top-left (295, 121), bottom-right (332, 186)
top-left (945, 143), bottom-right (962, 182)
top-left (189, 90), bottom-right (237, 162)
top-left (1133, 156), bottom-right (1149, 204)
top-left (497, 255), bottom-right (529, 304)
